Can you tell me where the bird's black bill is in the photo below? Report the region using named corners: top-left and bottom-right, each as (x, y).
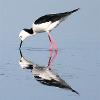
top-left (19, 48), bottom-right (22, 57)
top-left (19, 40), bottom-right (23, 49)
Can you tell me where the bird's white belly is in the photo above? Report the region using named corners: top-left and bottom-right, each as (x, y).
top-left (47, 21), bottom-right (60, 31)
top-left (33, 21), bottom-right (60, 33)
top-left (33, 22), bottom-right (51, 33)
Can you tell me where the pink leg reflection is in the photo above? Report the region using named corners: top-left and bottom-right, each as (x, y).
top-left (47, 50), bottom-right (58, 70)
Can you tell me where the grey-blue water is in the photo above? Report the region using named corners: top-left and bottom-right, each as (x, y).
top-left (0, 0), bottom-right (100, 100)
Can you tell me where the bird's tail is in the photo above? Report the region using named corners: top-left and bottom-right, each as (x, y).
top-left (62, 8), bottom-right (80, 17)
top-left (59, 8), bottom-right (80, 20)
top-left (68, 8), bottom-right (80, 14)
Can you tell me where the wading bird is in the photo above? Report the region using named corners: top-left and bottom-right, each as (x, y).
top-left (19, 8), bottom-right (79, 51)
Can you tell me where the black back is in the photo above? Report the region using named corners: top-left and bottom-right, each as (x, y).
top-left (23, 28), bottom-right (33, 34)
top-left (34, 8), bottom-right (79, 24)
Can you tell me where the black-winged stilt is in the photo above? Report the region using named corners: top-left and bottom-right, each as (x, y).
top-left (19, 8), bottom-right (79, 51)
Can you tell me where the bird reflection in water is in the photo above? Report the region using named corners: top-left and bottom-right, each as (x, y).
top-left (19, 49), bottom-right (79, 95)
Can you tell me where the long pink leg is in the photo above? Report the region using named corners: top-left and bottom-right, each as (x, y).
top-left (48, 34), bottom-right (53, 51)
top-left (48, 32), bottom-right (58, 51)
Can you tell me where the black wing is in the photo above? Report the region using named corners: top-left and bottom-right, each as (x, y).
top-left (34, 14), bottom-right (62, 24)
top-left (34, 8), bottom-right (79, 24)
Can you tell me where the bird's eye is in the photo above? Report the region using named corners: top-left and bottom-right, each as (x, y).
top-left (20, 36), bottom-right (22, 38)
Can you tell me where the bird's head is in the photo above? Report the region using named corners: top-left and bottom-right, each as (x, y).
top-left (19, 28), bottom-right (33, 48)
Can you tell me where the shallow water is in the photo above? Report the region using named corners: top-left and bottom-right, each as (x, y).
top-left (0, 41), bottom-right (100, 100)
top-left (0, 0), bottom-right (100, 100)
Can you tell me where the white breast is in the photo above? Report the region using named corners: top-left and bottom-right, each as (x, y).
top-left (32, 20), bottom-right (60, 33)
top-left (32, 21), bottom-right (51, 33)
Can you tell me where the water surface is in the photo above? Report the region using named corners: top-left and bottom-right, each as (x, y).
top-left (0, 0), bottom-right (100, 100)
